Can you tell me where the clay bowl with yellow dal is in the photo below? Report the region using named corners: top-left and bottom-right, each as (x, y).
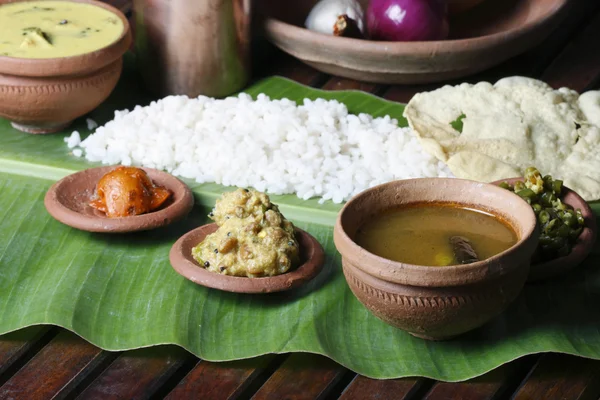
top-left (0, 0), bottom-right (132, 134)
top-left (333, 178), bottom-right (538, 340)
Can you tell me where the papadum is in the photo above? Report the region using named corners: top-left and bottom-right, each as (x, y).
top-left (403, 76), bottom-right (600, 201)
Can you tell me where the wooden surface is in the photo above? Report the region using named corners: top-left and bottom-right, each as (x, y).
top-left (1, 1), bottom-right (600, 399)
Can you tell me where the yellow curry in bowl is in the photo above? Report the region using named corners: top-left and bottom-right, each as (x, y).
top-left (0, 0), bottom-right (124, 58)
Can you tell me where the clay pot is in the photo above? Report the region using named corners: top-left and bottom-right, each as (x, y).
top-left (333, 178), bottom-right (538, 340)
top-left (0, 0), bottom-right (132, 134)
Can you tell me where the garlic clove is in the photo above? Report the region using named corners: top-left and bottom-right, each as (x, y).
top-left (305, 0), bottom-right (365, 37)
top-left (333, 14), bottom-right (363, 38)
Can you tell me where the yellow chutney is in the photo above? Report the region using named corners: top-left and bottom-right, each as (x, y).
top-left (0, 1), bottom-right (124, 58)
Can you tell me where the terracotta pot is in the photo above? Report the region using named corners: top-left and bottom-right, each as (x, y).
top-left (333, 178), bottom-right (538, 340)
top-left (0, 0), bottom-right (132, 134)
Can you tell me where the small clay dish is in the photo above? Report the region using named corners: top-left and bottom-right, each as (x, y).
top-left (333, 178), bottom-right (538, 340)
top-left (169, 224), bottom-right (325, 294)
top-left (0, 0), bottom-right (132, 134)
top-left (44, 166), bottom-right (194, 233)
top-left (493, 177), bottom-right (597, 282)
top-left (262, 0), bottom-right (569, 84)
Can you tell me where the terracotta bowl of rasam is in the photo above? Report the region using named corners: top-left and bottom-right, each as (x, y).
top-left (333, 178), bottom-right (539, 340)
top-left (0, 0), bottom-right (132, 134)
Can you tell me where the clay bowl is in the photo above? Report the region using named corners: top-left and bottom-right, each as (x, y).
top-left (44, 166), bottom-right (194, 233)
top-left (333, 178), bottom-right (538, 340)
top-left (493, 178), bottom-right (597, 282)
top-left (261, 0), bottom-right (569, 84)
top-left (0, 0), bottom-right (132, 134)
top-left (169, 224), bottom-right (325, 294)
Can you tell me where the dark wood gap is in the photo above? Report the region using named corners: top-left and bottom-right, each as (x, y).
top-left (337, 376), bottom-right (431, 400)
top-left (310, 74), bottom-right (334, 90)
top-left (585, 75), bottom-right (600, 91)
top-left (320, 369), bottom-right (356, 400)
top-left (249, 353), bottom-right (348, 400)
top-left (0, 326), bottom-right (59, 388)
top-left (510, 354), bottom-right (600, 400)
top-left (405, 378), bottom-right (435, 400)
top-left (491, 355), bottom-right (539, 400)
top-left (373, 85), bottom-right (390, 98)
top-left (57, 351), bottom-right (120, 400)
top-left (315, 366), bottom-right (351, 400)
top-left (74, 346), bottom-right (192, 400)
top-left (236, 355), bottom-right (289, 400)
top-left (148, 354), bottom-right (200, 400)
top-left (509, 355), bottom-right (541, 399)
top-left (0, 327), bottom-right (51, 376)
top-left (61, 351), bottom-right (121, 400)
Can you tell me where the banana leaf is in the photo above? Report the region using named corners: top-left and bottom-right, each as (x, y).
top-left (0, 60), bottom-right (599, 381)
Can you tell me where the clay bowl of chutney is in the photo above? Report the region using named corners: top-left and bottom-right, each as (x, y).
top-left (333, 178), bottom-right (539, 340)
top-left (0, 0), bottom-right (132, 134)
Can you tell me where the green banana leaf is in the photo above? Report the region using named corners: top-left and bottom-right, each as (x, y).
top-left (0, 59), bottom-right (599, 382)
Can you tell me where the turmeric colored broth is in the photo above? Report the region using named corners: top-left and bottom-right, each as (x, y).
top-left (0, 1), bottom-right (124, 58)
top-left (355, 204), bottom-right (518, 267)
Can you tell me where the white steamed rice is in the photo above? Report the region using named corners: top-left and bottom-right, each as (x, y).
top-left (65, 93), bottom-right (453, 203)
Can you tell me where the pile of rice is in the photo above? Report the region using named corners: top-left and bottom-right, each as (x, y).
top-left (66, 93), bottom-right (453, 203)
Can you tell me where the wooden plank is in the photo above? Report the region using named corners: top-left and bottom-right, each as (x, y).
top-left (339, 376), bottom-right (429, 400)
top-left (541, 10), bottom-right (600, 91)
top-left (165, 355), bottom-right (279, 400)
top-left (423, 356), bottom-right (537, 400)
top-left (512, 354), bottom-right (600, 400)
top-left (250, 354), bottom-right (349, 400)
top-left (0, 327), bottom-right (50, 377)
top-left (0, 330), bottom-right (111, 400)
top-left (76, 346), bottom-right (192, 400)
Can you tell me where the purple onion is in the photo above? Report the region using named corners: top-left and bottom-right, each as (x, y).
top-left (367, 0), bottom-right (449, 42)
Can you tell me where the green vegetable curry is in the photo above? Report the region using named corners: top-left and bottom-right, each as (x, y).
top-left (500, 167), bottom-right (585, 261)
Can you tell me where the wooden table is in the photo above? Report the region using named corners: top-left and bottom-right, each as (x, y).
top-left (2, 1), bottom-right (600, 399)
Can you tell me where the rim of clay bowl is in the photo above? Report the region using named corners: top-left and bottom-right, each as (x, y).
top-left (0, 0), bottom-right (132, 77)
top-left (263, 0), bottom-right (568, 62)
top-left (169, 223), bottom-right (326, 294)
top-left (333, 178), bottom-right (539, 288)
top-left (44, 166), bottom-right (194, 233)
top-left (493, 177), bottom-right (598, 282)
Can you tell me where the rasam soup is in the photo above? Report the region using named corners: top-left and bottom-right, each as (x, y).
top-left (355, 203), bottom-right (518, 266)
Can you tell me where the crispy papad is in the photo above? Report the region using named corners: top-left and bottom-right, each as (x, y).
top-left (403, 76), bottom-right (600, 201)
